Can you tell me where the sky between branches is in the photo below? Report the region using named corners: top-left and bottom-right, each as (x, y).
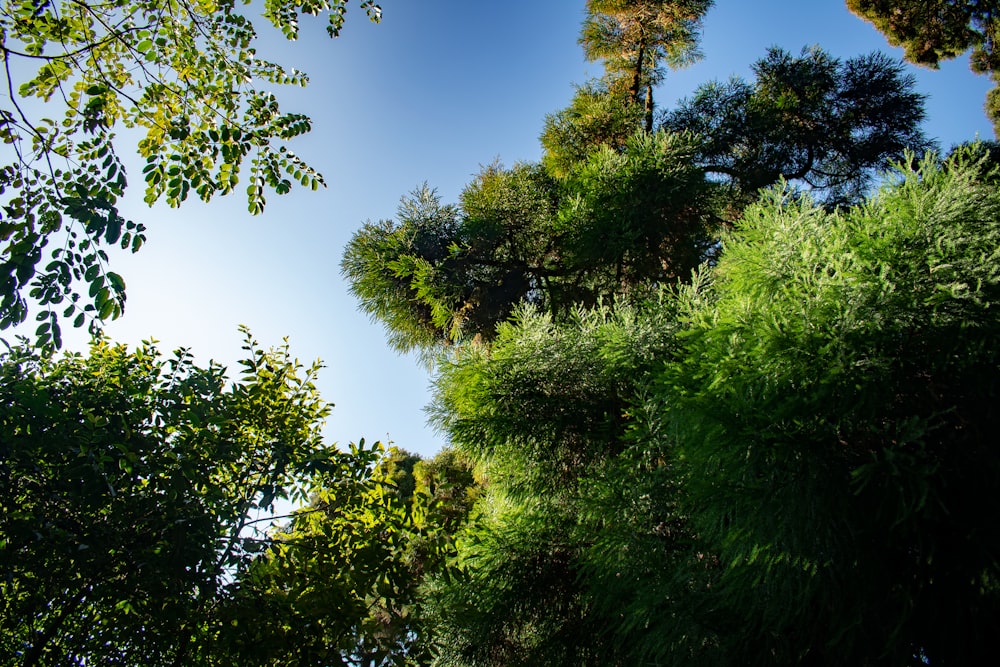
top-left (18, 0), bottom-right (992, 458)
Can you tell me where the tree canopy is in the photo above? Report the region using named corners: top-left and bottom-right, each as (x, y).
top-left (580, 0), bottom-right (713, 130)
top-left (5, 2), bottom-right (998, 665)
top-left (421, 149), bottom-right (1000, 666)
top-left (342, 131), bottom-right (716, 352)
top-left (662, 46), bottom-right (932, 208)
top-left (341, 4), bottom-right (994, 665)
top-left (847, 0), bottom-right (1000, 136)
top-left (0, 329), bottom-right (450, 666)
top-left (345, 39), bottom-right (928, 354)
top-left (0, 0), bottom-right (382, 347)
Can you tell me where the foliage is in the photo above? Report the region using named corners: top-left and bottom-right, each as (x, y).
top-left (347, 16), bottom-right (929, 356)
top-left (0, 0), bottom-right (382, 346)
top-left (539, 79), bottom-right (645, 178)
top-left (560, 130), bottom-right (715, 290)
top-left (342, 4), bottom-right (994, 665)
top-left (210, 443), bottom-right (479, 667)
top-left (0, 328), bottom-right (336, 665)
top-left (657, 149), bottom-right (1000, 664)
top-left (343, 132), bottom-right (715, 353)
top-left (419, 150), bottom-right (1000, 666)
top-left (424, 302), bottom-right (686, 666)
top-left (662, 46), bottom-right (932, 209)
top-left (210, 440), bottom-right (425, 667)
top-left (581, 0), bottom-right (713, 130)
top-left (341, 186), bottom-right (469, 354)
top-left (847, 0), bottom-right (1000, 135)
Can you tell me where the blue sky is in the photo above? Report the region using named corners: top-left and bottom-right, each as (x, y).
top-left (33, 0), bottom-right (995, 459)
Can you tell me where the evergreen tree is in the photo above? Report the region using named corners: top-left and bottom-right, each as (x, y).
top-left (657, 149), bottom-right (1000, 664)
top-left (581, 0), bottom-right (714, 130)
top-left (847, 0), bottom-right (1000, 135)
top-left (342, 132), bottom-right (715, 352)
top-left (662, 46), bottom-right (932, 210)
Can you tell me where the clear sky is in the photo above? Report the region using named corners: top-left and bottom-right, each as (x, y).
top-left (31, 0), bottom-right (996, 459)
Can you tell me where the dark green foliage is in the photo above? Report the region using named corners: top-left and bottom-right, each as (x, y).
top-left (662, 46), bottom-right (932, 209)
top-left (560, 131), bottom-right (716, 292)
top-left (658, 150), bottom-right (1000, 664)
top-left (342, 187), bottom-right (466, 354)
top-left (425, 302), bottom-right (686, 665)
top-left (847, 0), bottom-right (1000, 135)
top-left (421, 151), bottom-right (1000, 666)
top-left (423, 498), bottom-right (612, 667)
top-left (343, 133), bottom-right (715, 354)
top-left (0, 329), bottom-right (334, 665)
top-left (340, 5), bottom-right (992, 665)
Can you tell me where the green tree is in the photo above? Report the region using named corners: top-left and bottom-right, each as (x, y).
top-left (342, 132), bottom-right (715, 353)
top-left (0, 328), bottom-right (345, 665)
top-left (580, 0), bottom-right (713, 131)
top-left (423, 302), bottom-right (689, 666)
top-left (420, 149), bottom-right (1000, 666)
top-left (662, 46), bottom-right (932, 210)
top-left (345, 28), bottom-right (929, 357)
top-left (657, 149), bottom-right (1000, 664)
top-left (847, 0), bottom-right (1000, 135)
top-left (208, 441), bottom-right (426, 667)
top-left (0, 0), bottom-right (382, 346)
top-left (539, 79), bottom-right (645, 178)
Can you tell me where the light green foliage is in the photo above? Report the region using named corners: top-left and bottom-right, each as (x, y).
top-left (341, 186), bottom-right (468, 354)
top-left (421, 151), bottom-right (1000, 666)
top-left (662, 46), bottom-right (932, 209)
top-left (657, 150), bottom-right (1000, 664)
top-left (425, 302), bottom-right (685, 665)
top-left (0, 0), bottom-right (382, 346)
top-left (0, 327), bottom-right (335, 665)
top-left (539, 79), bottom-right (645, 178)
top-left (212, 444), bottom-right (479, 667)
top-left (847, 0), bottom-right (1000, 136)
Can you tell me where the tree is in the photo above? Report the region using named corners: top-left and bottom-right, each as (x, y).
top-left (656, 149), bottom-right (1000, 664)
top-left (419, 149), bottom-right (1000, 666)
top-left (342, 132), bottom-right (715, 353)
top-left (422, 302), bottom-right (691, 666)
top-left (580, 0), bottom-right (713, 131)
top-left (539, 79), bottom-right (645, 178)
top-left (0, 0), bottom-right (382, 346)
top-left (662, 46), bottom-right (932, 210)
top-left (207, 441), bottom-right (425, 667)
top-left (847, 0), bottom-right (1000, 135)
top-left (214, 445), bottom-right (479, 667)
top-left (0, 329), bottom-right (365, 665)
